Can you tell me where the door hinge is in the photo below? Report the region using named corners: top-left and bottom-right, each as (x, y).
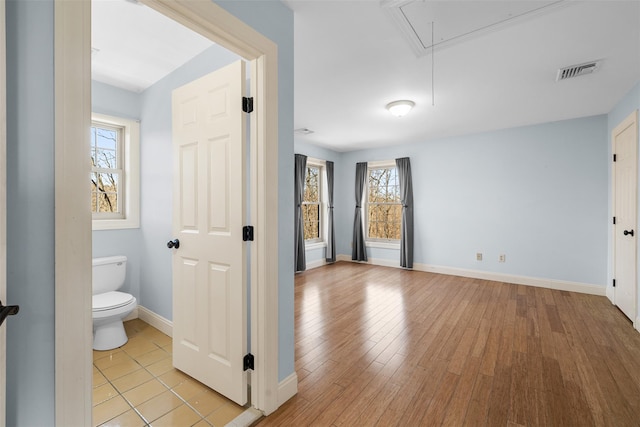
top-left (613, 153), bottom-right (617, 162)
top-left (613, 216), bottom-right (616, 225)
top-left (243, 225), bottom-right (254, 242)
top-left (243, 353), bottom-right (254, 371)
top-left (242, 97), bottom-right (254, 113)
top-left (613, 279), bottom-right (616, 288)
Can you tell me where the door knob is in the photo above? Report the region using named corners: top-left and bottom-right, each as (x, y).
top-left (167, 239), bottom-right (180, 249)
top-left (0, 300), bottom-right (19, 327)
top-left (624, 230), bottom-right (635, 237)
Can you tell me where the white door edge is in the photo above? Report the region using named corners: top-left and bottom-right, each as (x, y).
top-left (54, 0), bottom-right (284, 423)
top-left (0, 0), bottom-right (6, 424)
top-left (611, 109), bottom-right (639, 322)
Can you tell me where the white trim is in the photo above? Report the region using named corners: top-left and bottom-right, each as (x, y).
top-left (305, 241), bottom-right (327, 250)
top-left (225, 407), bottom-right (263, 427)
top-left (367, 159), bottom-right (396, 169)
top-left (0, 0), bottom-right (6, 423)
top-left (55, 0), bottom-right (93, 425)
top-left (635, 315), bottom-right (640, 333)
top-left (277, 372), bottom-right (299, 407)
top-left (91, 113), bottom-right (140, 230)
top-left (365, 240), bottom-right (400, 250)
top-left (137, 305), bottom-right (173, 337)
top-left (336, 255), bottom-right (606, 296)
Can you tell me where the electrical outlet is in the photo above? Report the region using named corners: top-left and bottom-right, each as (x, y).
top-left (476, 253), bottom-right (483, 261)
top-left (499, 254), bottom-right (506, 263)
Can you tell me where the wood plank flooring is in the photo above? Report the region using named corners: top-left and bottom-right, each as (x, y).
top-left (255, 261), bottom-right (640, 426)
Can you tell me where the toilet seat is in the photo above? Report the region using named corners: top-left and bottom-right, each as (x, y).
top-left (93, 291), bottom-right (135, 312)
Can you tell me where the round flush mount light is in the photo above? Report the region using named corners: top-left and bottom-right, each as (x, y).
top-left (386, 100), bottom-right (415, 117)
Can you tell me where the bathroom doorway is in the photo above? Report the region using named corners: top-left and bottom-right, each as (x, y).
top-left (56, 0), bottom-right (281, 424)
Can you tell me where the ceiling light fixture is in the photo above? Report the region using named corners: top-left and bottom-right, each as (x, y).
top-left (386, 100), bottom-right (415, 117)
top-left (295, 128), bottom-right (315, 135)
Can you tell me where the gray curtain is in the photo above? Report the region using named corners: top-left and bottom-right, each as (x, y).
top-left (295, 154), bottom-right (307, 272)
top-left (396, 157), bottom-right (414, 268)
top-left (352, 162), bottom-right (368, 261)
top-left (326, 161), bottom-right (336, 263)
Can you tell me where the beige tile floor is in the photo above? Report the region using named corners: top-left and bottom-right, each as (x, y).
top-left (93, 319), bottom-right (246, 426)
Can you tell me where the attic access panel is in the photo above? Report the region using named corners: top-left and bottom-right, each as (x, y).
top-left (383, 0), bottom-right (564, 56)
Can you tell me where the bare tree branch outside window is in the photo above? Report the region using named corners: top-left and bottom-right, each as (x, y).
top-left (368, 167), bottom-right (401, 240)
top-left (302, 166), bottom-right (320, 240)
top-left (91, 124), bottom-right (121, 215)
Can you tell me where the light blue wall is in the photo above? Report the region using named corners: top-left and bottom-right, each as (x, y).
top-left (336, 116), bottom-right (609, 286)
top-left (294, 141), bottom-right (343, 265)
top-left (607, 81), bottom-right (640, 313)
top-left (6, 0), bottom-right (56, 425)
top-left (92, 81), bottom-right (143, 300)
top-left (138, 45), bottom-right (241, 319)
top-left (92, 80), bottom-right (141, 120)
top-left (216, 0), bottom-right (295, 383)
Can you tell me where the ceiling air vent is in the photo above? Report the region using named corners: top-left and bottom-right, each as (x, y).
top-left (556, 61), bottom-right (601, 82)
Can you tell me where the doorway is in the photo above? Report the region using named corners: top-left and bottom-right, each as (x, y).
top-left (612, 110), bottom-right (638, 324)
top-left (55, 1), bottom-right (281, 424)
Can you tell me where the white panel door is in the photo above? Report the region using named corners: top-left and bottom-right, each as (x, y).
top-left (171, 60), bottom-right (248, 405)
top-left (613, 111), bottom-right (638, 322)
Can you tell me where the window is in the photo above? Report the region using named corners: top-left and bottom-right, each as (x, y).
top-left (367, 163), bottom-right (402, 241)
top-left (91, 123), bottom-right (122, 216)
top-left (302, 160), bottom-right (325, 243)
top-left (91, 113), bottom-right (140, 230)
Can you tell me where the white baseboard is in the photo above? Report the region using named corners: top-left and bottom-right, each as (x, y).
top-left (636, 316), bottom-right (640, 333)
top-left (138, 305), bottom-right (173, 337)
top-left (226, 407), bottom-right (263, 427)
top-left (336, 254), bottom-right (606, 296)
top-left (277, 372), bottom-right (298, 407)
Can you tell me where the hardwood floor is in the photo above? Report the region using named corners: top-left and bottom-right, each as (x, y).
top-left (255, 261), bottom-right (640, 426)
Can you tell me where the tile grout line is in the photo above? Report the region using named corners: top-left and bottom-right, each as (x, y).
top-left (94, 321), bottom-right (247, 426)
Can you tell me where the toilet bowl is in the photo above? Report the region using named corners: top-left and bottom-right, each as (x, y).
top-left (92, 256), bottom-right (137, 351)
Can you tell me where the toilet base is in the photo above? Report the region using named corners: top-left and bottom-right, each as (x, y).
top-left (93, 319), bottom-right (129, 351)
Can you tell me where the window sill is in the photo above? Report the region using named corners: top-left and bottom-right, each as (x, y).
top-left (305, 241), bottom-right (327, 250)
top-left (365, 240), bottom-right (400, 250)
top-left (93, 218), bottom-right (140, 231)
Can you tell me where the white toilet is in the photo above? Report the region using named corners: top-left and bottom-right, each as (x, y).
top-left (92, 256), bottom-right (137, 351)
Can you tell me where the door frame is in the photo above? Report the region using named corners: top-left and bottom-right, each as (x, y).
top-left (610, 109), bottom-right (639, 330)
top-left (0, 0), bottom-right (6, 424)
top-left (54, 0), bottom-right (282, 424)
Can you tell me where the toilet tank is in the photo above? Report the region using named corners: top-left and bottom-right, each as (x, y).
top-left (92, 256), bottom-right (127, 295)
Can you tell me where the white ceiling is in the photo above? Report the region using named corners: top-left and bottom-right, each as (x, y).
top-left (93, 0), bottom-right (640, 152)
top-left (289, 0), bottom-right (640, 151)
top-left (92, 0), bottom-right (214, 93)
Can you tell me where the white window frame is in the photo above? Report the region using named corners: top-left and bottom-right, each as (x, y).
top-left (303, 157), bottom-right (327, 248)
top-left (91, 113), bottom-right (140, 230)
top-left (365, 160), bottom-right (401, 247)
